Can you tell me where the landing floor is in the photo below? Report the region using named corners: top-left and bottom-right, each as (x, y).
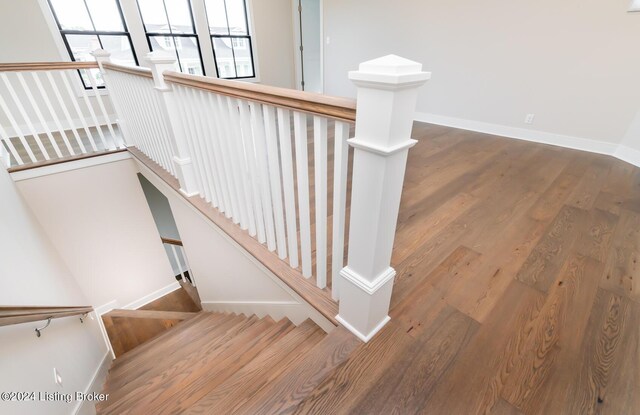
top-left (295, 122), bottom-right (640, 414)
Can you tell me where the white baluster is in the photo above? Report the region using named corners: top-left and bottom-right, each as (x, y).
top-left (77, 69), bottom-right (109, 150)
top-left (15, 72), bottom-right (63, 158)
top-left (60, 70), bottom-right (98, 152)
top-left (314, 116), bottom-right (328, 288)
top-left (85, 69), bottom-right (117, 150)
top-left (185, 87), bottom-right (215, 204)
top-left (46, 71), bottom-right (86, 154)
top-left (227, 97), bottom-right (256, 236)
top-left (201, 92), bottom-right (230, 213)
top-left (174, 85), bottom-right (206, 197)
top-left (0, 122), bottom-right (23, 166)
top-left (238, 99), bottom-right (266, 242)
top-left (331, 121), bottom-right (350, 300)
top-left (263, 105), bottom-right (287, 259)
top-left (0, 86), bottom-right (37, 163)
top-left (277, 108), bottom-right (299, 268)
top-left (32, 72), bottom-right (74, 156)
top-left (0, 73), bottom-right (50, 160)
top-left (225, 96), bottom-right (251, 231)
top-left (249, 102), bottom-right (276, 251)
top-left (213, 94), bottom-right (241, 224)
top-left (293, 111), bottom-right (312, 277)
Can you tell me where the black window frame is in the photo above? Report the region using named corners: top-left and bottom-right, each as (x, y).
top-left (46, 0), bottom-right (139, 90)
top-left (136, 0), bottom-right (206, 76)
top-left (205, 0), bottom-right (256, 80)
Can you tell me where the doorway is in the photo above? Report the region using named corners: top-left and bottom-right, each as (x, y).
top-left (294, 0), bottom-right (322, 92)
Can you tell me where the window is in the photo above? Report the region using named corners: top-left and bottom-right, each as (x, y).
top-left (47, 0), bottom-right (138, 88)
top-left (137, 0), bottom-right (205, 75)
top-left (204, 0), bottom-right (255, 79)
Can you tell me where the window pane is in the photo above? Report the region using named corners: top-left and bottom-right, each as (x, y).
top-left (226, 0), bottom-right (248, 35)
top-left (212, 37), bottom-right (236, 78)
top-left (205, 0), bottom-right (229, 35)
top-left (148, 35), bottom-right (181, 71)
top-left (85, 0), bottom-right (124, 31)
top-left (99, 35), bottom-right (136, 66)
top-left (50, 0), bottom-right (93, 31)
top-left (66, 34), bottom-right (101, 61)
top-left (165, 0), bottom-right (195, 33)
top-left (232, 37), bottom-right (253, 77)
top-left (138, 0), bottom-right (170, 33)
top-left (176, 37), bottom-right (204, 75)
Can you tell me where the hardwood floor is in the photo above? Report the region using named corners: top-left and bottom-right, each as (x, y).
top-left (294, 122), bottom-right (640, 414)
top-left (101, 122), bottom-right (640, 413)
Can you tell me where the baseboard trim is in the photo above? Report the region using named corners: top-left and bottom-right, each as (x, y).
top-left (123, 281), bottom-right (181, 310)
top-left (414, 112), bottom-right (637, 164)
top-left (335, 314), bottom-right (390, 343)
top-left (74, 351), bottom-right (112, 415)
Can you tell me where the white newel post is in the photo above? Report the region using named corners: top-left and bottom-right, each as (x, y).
top-left (336, 55), bottom-right (430, 342)
top-left (145, 52), bottom-right (200, 197)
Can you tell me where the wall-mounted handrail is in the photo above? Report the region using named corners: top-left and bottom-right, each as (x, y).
top-left (160, 237), bottom-right (183, 246)
top-left (0, 62), bottom-right (99, 72)
top-left (163, 70), bottom-right (357, 122)
top-left (0, 306), bottom-right (93, 327)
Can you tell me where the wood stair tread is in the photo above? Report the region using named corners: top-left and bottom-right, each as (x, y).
top-left (105, 309), bottom-right (198, 320)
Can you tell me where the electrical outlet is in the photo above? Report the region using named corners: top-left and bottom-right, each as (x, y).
top-left (524, 114), bottom-right (535, 124)
top-left (53, 368), bottom-right (63, 387)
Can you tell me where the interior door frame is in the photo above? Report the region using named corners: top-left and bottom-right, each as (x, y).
top-left (292, 0), bottom-right (324, 92)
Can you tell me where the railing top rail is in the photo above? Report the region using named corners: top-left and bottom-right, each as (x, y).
top-left (164, 71), bottom-right (357, 122)
top-left (102, 61), bottom-right (153, 78)
top-left (0, 61), bottom-right (99, 72)
top-left (161, 237), bottom-right (183, 246)
top-left (0, 306), bottom-right (93, 327)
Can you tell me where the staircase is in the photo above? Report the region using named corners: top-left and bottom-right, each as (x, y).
top-left (97, 311), bottom-right (360, 414)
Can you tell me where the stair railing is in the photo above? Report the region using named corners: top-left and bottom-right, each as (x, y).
top-left (0, 59), bottom-right (125, 169)
top-left (0, 306), bottom-right (94, 337)
top-left (98, 50), bottom-right (429, 342)
top-left (161, 237), bottom-right (195, 287)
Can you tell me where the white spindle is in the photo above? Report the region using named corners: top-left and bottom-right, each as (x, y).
top-left (228, 97), bottom-right (256, 237)
top-left (249, 102), bottom-right (277, 251)
top-left (200, 91), bottom-right (229, 213)
top-left (46, 71), bottom-right (86, 154)
top-left (126, 75), bottom-right (155, 160)
top-left (263, 105), bottom-right (287, 259)
top-left (224, 96), bottom-right (251, 231)
top-left (174, 86), bottom-right (206, 197)
top-left (0, 122), bottom-right (23, 165)
top-left (85, 70), bottom-right (117, 150)
top-left (277, 108), bottom-right (299, 268)
top-left (186, 87), bottom-right (215, 204)
top-left (15, 72), bottom-right (63, 158)
top-left (77, 70), bottom-right (109, 150)
top-left (332, 121), bottom-right (350, 300)
top-left (149, 85), bottom-right (176, 175)
top-left (238, 99), bottom-right (266, 243)
top-left (32, 72), bottom-right (74, 156)
top-left (293, 111), bottom-right (312, 277)
top-left (169, 244), bottom-right (185, 281)
top-left (0, 87), bottom-right (37, 163)
top-left (1, 73), bottom-right (50, 160)
top-left (61, 70), bottom-right (98, 152)
top-left (109, 73), bottom-right (140, 150)
top-left (314, 116), bottom-right (328, 288)
top-left (139, 78), bottom-right (172, 172)
top-left (213, 94), bottom-right (241, 224)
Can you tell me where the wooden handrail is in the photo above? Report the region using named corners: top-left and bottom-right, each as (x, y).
top-left (0, 306), bottom-right (93, 327)
top-left (0, 61), bottom-right (99, 72)
top-left (161, 237), bottom-right (183, 246)
top-left (102, 62), bottom-right (153, 78)
top-left (164, 71), bottom-right (357, 122)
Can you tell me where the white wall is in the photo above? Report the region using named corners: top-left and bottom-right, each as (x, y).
top-left (250, 0), bottom-right (296, 88)
top-left (0, 167), bottom-right (108, 415)
top-left (323, 0), bottom-right (640, 147)
top-left (14, 158), bottom-right (176, 309)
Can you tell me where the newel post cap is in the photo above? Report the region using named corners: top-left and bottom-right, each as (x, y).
top-left (145, 51), bottom-right (178, 65)
top-left (91, 49), bottom-right (111, 59)
top-left (349, 54), bottom-right (431, 87)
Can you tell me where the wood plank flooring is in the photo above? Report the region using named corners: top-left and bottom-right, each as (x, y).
top-left (100, 121), bottom-right (639, 414)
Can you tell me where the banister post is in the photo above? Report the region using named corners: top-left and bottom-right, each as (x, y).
top-left (145, 51), bottom-right (200, 197)
top-left (92, 49), bottom-right (128, 149)
top-left (337, 55), bottom-right (430, 342)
